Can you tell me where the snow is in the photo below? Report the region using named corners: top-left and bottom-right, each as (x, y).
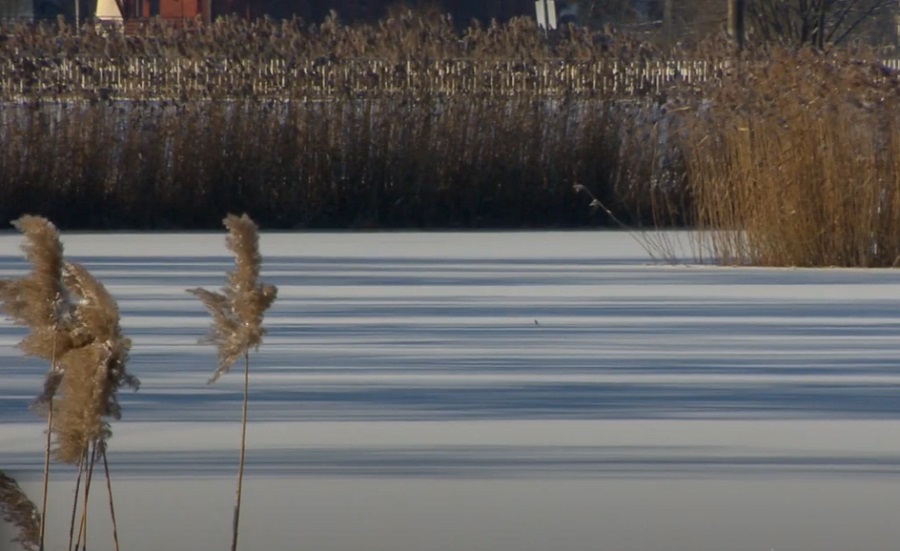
top-left (2, 230), bottom-right (900, 551)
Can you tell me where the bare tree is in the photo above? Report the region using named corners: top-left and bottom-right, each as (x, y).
top-left (747, 0), bottom-right (895, 49)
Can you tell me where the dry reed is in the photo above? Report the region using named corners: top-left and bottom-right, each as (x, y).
top-left (0, 217), bottom-right (137, 550)
top-left (0, 216), bottom-right (74, 371)
top-left (52, 261), bottom-right (136, 549)
top-left (189, 214), bottom-right (277, 383)
top-left (670, 47), bottom-right (900, 266)
top-left (42, 260), bottom-right (137, 462)
top-left (0, 95), bottom-right (639, 230)
top-left (0, 13), bottom-right (669, 231)
top-left (188, 213), bottom-right (277, 551)
top-left (0, 215), bottom-right (72, 551)
top-left (0, 470), bottom-right (40, 551)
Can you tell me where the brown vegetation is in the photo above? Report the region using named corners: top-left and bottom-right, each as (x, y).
top-left (0, 93), bottom-right (651, 229)
top-left (3, 14), bottom-right (900, 267)
top-left (664, 47), bottom-right (900, 266)
top-left (0, 216), bottom-right (137, 551)
top-left (189, 213), bottom-right (277, 551)
top-left (0, 471), bottom-right (40, 551)
top-left (0, 14), bottom-right (672, 231)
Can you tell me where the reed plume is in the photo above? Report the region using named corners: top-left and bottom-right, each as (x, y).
top-left (54, 261), bottom-right (137, 550)
top-left (62, 261), bottom-right (139, 419)
top-left (0, 215), bottom-right (73, 551)
top-left (188, 213), bottom-right (277, 551)
top-left (0, 470), bottom-right (40, 551)
top-left (189, 213), bottom-right (277, 384)
top-left (51, 266), bottom-right (120, 461)
top-left (0, 217), bottom-right (137, 550)
top-left (0, 216), bottom-right (75, 400)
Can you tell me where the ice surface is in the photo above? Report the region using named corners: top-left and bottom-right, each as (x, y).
top-left (2, 231), bottom-right (900, 551)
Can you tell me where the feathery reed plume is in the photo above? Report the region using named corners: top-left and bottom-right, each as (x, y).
top-left (62, 261), bottom-right (140, 415)
top-left (0, 215), bottom-right (73, 551)
top-left (188, 214), bottom-right (278, 384)
top-left (53, 262), bottom-right (137, 551)
top-left (0, 216), bottom-right (75, 396)
top-left (0, 222), bottom-right (138, 550)
top-left (52, 344), bottom-right (112, 465)
top-left (188, 213), bottom-right (277, 551)
top-left (0, 470), bottom-right (40, 551)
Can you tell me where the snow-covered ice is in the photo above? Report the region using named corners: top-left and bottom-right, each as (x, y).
top-left (2, 230), bottom-right (900, 551)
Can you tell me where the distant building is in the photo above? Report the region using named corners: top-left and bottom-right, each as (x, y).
top-left (121, 0), bottom-right (208, 20)
top-left (215, 0), bottom-right (537, 26)
top-left (0, 0), bottom-right (570, 28)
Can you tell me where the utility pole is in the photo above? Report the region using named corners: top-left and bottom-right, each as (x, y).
top-left (728, 0), bottom-right (745, 50)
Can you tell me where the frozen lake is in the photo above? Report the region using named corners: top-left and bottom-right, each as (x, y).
top-left (3, 230), bottom-right (900, 551)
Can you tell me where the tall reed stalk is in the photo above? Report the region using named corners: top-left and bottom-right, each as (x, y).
top-left (0, 216), bottom-right (138, 550)
top-left (188, 214), bottom-right (278, 551)
top-left (0, 216), bottom-right (72, 551)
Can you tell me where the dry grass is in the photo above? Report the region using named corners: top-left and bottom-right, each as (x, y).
top-left (0, 216), bottom-right (73, 369)
top-left (0, 13), bottom-right (670, 231)
top-left (62, 262), bottom-right (139, 418)
top-left (0, 216), bottom-right (137, 551)
top-left (0, 92), bottom-right (637, 231)
top-left (0, 471), bottom-right (40, 551)
top-left (188, 213), bottom-right (277, 551)
top-left (189, 214), bottom-right (278, 383)
top-left (0, 215), bottom-right (72, 551)
top-left (669, 47), bottom-right (900, 266)
top-left (0, 13), bottom-right (646, 69)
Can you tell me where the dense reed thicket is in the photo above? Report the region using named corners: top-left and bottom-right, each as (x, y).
top-left (0, 15), bottom-right (688, 100)
top-left (0, 94), bottom-right (662, 229)
top-left (0, 14), bottom-right (680, 230)
top-left (3, 12), bottom-right (900, 262)
top-left (667, 48), bottom-right (900, 267)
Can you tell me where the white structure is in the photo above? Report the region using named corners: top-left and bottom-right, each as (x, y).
top-left (534, 0), bottom-right (557, 30)
top-left (95, 0), bottom-right (123, 21)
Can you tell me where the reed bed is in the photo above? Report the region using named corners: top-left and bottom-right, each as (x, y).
top-left (0, 94), bottom-right (661, 229)
top-left (0, 56), bottom-right (724, 100)
top-left (667, 48), bottom-right (900, 267)
top-left (4, 13), bottom-right (900, 265)
top-left (0, 14), bottom-right (679, 230)
top-left (0, 14), bottom-right (694, 101)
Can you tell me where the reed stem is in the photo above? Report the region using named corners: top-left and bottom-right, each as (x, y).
top-left (74, 443), bottom-right (98, 551)
top-left (39, 331), bottom-right (59, 551)
top-left (102, 446), bottom-right (121, 551)
top-left (231, 350), bottom-right (250, 551)
top-left (67, 448), bottom-right (87, 551)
